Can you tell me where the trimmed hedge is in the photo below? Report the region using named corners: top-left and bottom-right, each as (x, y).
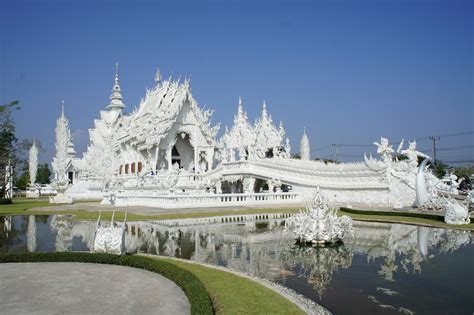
top-left (340, 207), bottom-right (446, 221)
top-left (0, 252), bottom-right (213, 315)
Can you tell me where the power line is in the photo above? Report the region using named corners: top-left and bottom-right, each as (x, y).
top-left (416, 131), bottom-right (474, 141)
top-left (436, 145), bottom-right (474, 151)
top-left (444, 160), bottom-right (474, 164)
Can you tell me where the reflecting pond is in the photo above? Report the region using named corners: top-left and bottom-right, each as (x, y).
top-left (1, 215), bottom-right (473, 314)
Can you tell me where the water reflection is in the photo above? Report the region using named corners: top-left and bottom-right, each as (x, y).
top-left (346, 222), bottom-right (471, 282)
top-left (0, 215), bottom-right (472, 314)
top-left (281, 245), bottom-right (353, 297)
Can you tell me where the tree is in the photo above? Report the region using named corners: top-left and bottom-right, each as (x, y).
top-left (36, 164), bottom-right (52, 184)
top-left (0, 101), bottom-right (21, 200)
top-left (432, 160), bottom-right (448, 179)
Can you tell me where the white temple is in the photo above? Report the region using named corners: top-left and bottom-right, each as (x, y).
top-left (48, 65), bottom-right (471, 217)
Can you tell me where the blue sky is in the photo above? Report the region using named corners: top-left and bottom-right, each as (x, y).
top-left (1, 0), bottom-right (473, 164)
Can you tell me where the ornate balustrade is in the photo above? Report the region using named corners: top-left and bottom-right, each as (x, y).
top-left (111, 191), bottom-right (300, 208)
top-left (220, 160), bottom-right (386, 190)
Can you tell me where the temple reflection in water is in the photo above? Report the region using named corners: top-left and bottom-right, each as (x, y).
top-left (1, 214), bottom-right (471, 299)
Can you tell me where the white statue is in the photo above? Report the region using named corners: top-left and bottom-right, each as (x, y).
top-left (444, 198), bottom-right (470, 225)
top-left (285, 187), bottom-right (353, 245)
top-left (401, 140), bottom-right (429, 164)
top-left (300, 128), bottom-right (310, 160)
top-left (373, 137), bottom-right (394, 163)
top-left (93, 211), bottom-right (127, 255)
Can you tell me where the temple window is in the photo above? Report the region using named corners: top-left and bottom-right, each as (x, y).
top-left (125, 164), bottom-right (129, 174)
top-left (131, 162), bottom-right (136, 173)
top-left (137, 162), bottom-right (142, 173)
top-left (119, 165), bottom-right (123, 174)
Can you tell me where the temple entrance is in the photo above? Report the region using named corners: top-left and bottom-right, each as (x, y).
top-left (68, 172), bottom-right (74, 184)
top-left (172, 133), bottom-right (194, 171)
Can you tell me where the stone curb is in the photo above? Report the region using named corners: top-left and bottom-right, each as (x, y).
top-left (139, 254), bottom-right (331, 315)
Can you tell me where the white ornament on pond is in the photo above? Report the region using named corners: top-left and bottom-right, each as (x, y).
top-left (285, 187), bottom-right (353, 245)
top-left (92, 211), bottom-right (127, 255)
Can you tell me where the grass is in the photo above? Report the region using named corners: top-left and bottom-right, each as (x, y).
top-left (0, 198), bottom-right (300, 221)
top-left (152, 257), bottom-right (304, 315)
top-left (339, 207), bottom-right (474, 231)
top-left (0, 252), bottom-right (304, 315)
top-left (2, 198), bottom-right (472, 231)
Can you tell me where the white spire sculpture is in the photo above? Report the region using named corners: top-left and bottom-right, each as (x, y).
top-left (154, 67), bottom-right (162, 83)
top-left (50, 102), bottom-right (73, 204)
top-left (107, 62), bottom-right (125, 111)
top-left (29, 139), bottom-right (38, 186)
top-left (26, 139), bottom-right (40, 198)
top-left (254, 101), bottom-right (285, 158)
top-left (300, 128), bottom-right (310, 160)
top-left (224, 97), bottom-right (255, 160)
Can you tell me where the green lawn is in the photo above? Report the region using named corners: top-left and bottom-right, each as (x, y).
top-left (2, 198), bottom-right (472, 231)
top-left (338, 208), bottom-right (474, 231)
top-left (154, 257), bottom-right (304, 315)
top-left (0, 198), bottom-right (300, 221)
top-left (0, 252), bottom-right (305, 315)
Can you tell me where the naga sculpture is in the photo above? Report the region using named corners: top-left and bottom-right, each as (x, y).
top-left (443, 198), bottom-right (470, 225)
top-left (285, 187), bottom-right (353, 245)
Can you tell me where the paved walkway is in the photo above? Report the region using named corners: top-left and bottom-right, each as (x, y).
top-left (0, 263), bottom-right (190, 315)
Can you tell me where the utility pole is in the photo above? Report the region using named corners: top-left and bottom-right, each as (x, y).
top-left (331, 144), bottom-right (340, 163)
top-left (429, 136), bottom-right (440, 165)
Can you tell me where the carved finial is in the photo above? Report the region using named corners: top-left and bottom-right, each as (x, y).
top-left (155, 67), bottom-right (162, 83)
top-left (300, 127), bottom-right (310, 160)
top-left (108, 62), bottom-right (125, 111)
top-left (61, 100), bottom-right (65, 117)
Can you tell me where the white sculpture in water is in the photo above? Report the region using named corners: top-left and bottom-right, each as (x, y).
top-left (50, 103), bottom-right (73, 204)
top-left (285, 187), bottom-right (353, 245)
top-left (300, 127), bottom-right (310, 160)
top-left (93, 211), bottom-right (127, 255)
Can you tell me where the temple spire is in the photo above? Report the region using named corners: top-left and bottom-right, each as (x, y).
top-left (61, 100), bottom-right (65, 117)
top-left (237, 97), bottom-right (243, 114)
top-left (107, 62), bottom-right (126, 111)
top-left (300, 127), bottom-right (310, 160)
top-left (155, 67), bottom-right (162, 83)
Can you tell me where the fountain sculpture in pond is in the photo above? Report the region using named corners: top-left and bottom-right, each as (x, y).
top-left (285, 187), bottom-right (353, 245)
top-left (92, 211), bottom-right (127, 255)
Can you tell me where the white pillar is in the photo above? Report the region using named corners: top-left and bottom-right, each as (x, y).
top-left (194, 125), bottom-right (198, 175)
top-left (167, 147), bottom-right (172, 173)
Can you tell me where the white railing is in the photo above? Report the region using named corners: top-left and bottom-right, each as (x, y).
top-left (111, 192), bottom-right (300, 208)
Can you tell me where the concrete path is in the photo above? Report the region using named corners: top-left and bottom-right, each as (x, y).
top-left (0, 262), bottom-right (190, 315)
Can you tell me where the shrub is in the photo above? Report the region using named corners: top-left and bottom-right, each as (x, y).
top-left (0, 252), bottom-right (214, 315)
